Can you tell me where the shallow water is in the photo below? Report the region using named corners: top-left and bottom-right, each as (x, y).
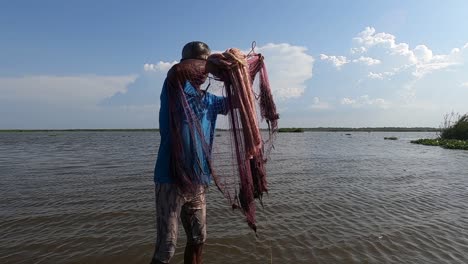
top-left (1, 131), bottom-right (467, 264)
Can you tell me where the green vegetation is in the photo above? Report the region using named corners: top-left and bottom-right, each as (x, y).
top-left (384, 137), bottom-right (398, 140)
top-left (411, 138), bottom-right (468, 150)
top-left (440, 113), bottom-right (468, 140)
top-left (411, 113), bottom-right (468, 150)
top-left (278, 127), bottom-right (304, 133)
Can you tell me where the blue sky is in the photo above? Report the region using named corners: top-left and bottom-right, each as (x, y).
top-left (1, 0), bottom-right (468, 128)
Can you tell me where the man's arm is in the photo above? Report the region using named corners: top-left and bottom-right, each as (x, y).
top-left (213, 95), bottom-right (230, 116)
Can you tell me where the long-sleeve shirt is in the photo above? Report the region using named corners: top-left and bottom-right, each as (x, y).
top-left (154, 80), bottom-right (228, 184)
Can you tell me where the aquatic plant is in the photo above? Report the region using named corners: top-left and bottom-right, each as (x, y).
top-left (411, 138), bottom-right (468, 150)
top-left (411, 112), bottom-right (468, 150)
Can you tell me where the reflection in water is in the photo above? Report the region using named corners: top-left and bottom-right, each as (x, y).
top-left (0, 131), bottom-right (467, 263)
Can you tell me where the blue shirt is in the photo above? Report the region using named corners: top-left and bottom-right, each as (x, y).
top-left (154, 80), bottom-right (228, 184)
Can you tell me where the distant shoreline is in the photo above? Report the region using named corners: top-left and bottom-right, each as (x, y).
top-left (0, 127), bottom-right (440, 133)
top-left (286, 127), bottom-right (440, 132)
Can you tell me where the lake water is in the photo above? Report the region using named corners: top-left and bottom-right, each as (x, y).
top-left (1, 131), bottom-right (467, 264)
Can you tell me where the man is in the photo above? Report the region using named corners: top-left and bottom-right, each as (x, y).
top-left (151, 41), bottom-right (228, 264)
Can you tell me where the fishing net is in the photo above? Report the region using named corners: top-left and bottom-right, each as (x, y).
top-left (165, 48), bottom-right (279, 232)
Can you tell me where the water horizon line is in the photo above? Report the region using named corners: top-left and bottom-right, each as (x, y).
top-left (0, 127), bottom-right (441, 132)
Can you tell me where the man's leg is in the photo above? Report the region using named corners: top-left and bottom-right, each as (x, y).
top-left (151, 184), bottom-right (182, 264)
top-left (181, 188), bottom-right (207, 264)
top-left (184, 243), bottom-right (204, 264)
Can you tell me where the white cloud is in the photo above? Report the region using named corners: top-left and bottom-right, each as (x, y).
top-left (348, 27), bottom-right (468, 108)
top-left (320, 54), bottom-right (349, 69)
top-left (309, 97), bottom-right (330, 110)
top-left (0, 75), bottom-right (137, 106)
top-left (354, 27), bottom-right (393, 47)
top-left (352, 56), bottom-right (381, 65)
top-left (413, 45), bottom-right (433, 62)
top-left (256, 43), bottom-right (314, 99)
top-left (106, 43), bottom-right (314, 108)
top-left (413, 61), bottom-right (456, 78)
top-left (353, 27), bottom-right (465, 79)
top-left (143, 61), bottom-right (177, 72)
top-left (350, 47), bottom-right (367, 54)
top-left (353, 27), bottom-right (417, 63)
top-left (341, 95), bottom-right (389, 109)
top-left (141, 43), bottom-right (315, 101)
top-left (266, 30), bottom-right (468, 127)
top-left (141, 43), bottom-right (316, 99)
top-left (368, 71), bottom-right (395, 80)
top-left (368, 72), bottom-right (384, 80)
top-left (341, 97), bottom-right (356, 105)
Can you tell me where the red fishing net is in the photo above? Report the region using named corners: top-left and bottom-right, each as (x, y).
top-left (165, 48), bottom-right (279, 232)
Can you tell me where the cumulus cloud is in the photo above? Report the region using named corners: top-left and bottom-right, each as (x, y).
top-left (353, 27), bottom-right (465, 79)
top-left (321, 54), bottom-right (380, 68)
top-left (350, 47), bottom-right (367, 54)
top-left (346, 27), bottom-right (468, 110)
top-left (353, 27), bottom-right (415, 62)
top-left (102, 43), bottom-right (315, 128)
top-left (256, 43), bottom-right (314, 99)
top-left (320, 54), bottom-right (349, 69)
top-left (103, 43), bottom-right (315, 108)
top-left (143, 61), bottom-right (177, 72)
top-left (352, 56), bottom-right (381, 65)
top-left (309, 97), bottom-right (330, 110)
top-left (413, 45), bottom-right (433, 63)
top-left (341, 95), bottom-right (389, 109)
top-left (461, 82), bottom-right (468, 87)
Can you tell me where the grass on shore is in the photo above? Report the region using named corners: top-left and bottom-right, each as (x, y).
top-left (440, 113), bottom-right (468, 140)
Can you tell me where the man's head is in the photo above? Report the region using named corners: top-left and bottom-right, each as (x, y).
top-left (181, 41), bottom-right (211, 61)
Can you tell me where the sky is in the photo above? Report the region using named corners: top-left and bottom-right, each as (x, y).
top-left (1, 0), bottom-right (468, 129)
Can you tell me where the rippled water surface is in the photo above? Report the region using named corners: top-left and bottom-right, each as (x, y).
top-left (1, 131), bottom-right (468, 264)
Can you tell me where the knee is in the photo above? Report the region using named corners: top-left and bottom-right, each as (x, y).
top-left (187, 230), bottom-right (206, 245)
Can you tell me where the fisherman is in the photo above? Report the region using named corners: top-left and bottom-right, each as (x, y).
top-left (151, 41), bottom-right (229, 264)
